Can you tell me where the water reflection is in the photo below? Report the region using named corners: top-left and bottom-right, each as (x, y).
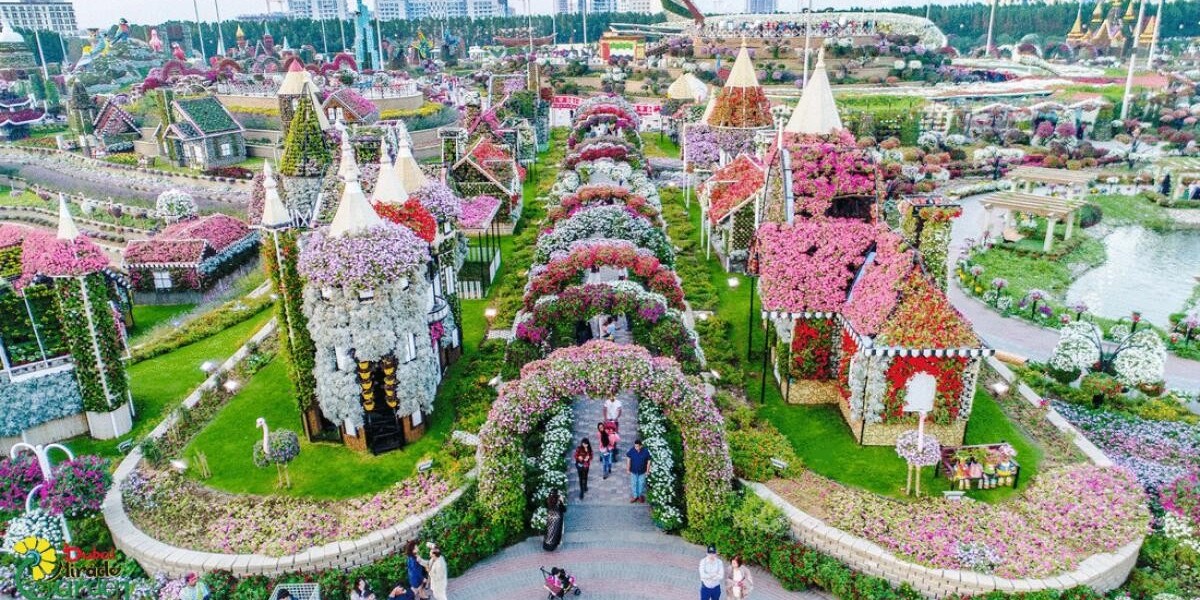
top-left (1066, 226), bottom-right (1200, 325)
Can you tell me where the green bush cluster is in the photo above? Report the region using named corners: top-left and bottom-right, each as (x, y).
top-left (695, 317), bottom-right (743, 389)
top-left (660, 194), bottom-right (718, 310)
top-left (1125, 533), bottom-right (1200, 598)
top-left (722, 395), bottom-right (801, 481)
top-left (130, 294), bottom-right (274, 363)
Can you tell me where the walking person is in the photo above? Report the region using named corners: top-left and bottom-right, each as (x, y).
top-left (599, 424), bottom-right (619, 479)
top-left (626, 439), bottom-right (651, 503)
top-left (726, 555), bottom-right (754, 599)
top-left (573, 438), bottom-right (593, 499)
top-left (699, 546), bottom-right (725, 600)
top-left (603, 396), bottom-right (623, 432)
top-left (405, 541), bottom-right (429, 599)
top-left (350, 578), bottom-right (373, 600)
top-left (416, 543), bottom-right (448, 600)
top-left (543, 489), bottom-right (567, 551)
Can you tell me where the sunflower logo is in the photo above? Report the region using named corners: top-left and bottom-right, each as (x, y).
top-left (12, 536), bottom-right (58, 581)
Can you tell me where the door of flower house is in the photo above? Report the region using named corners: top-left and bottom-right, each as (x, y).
top-left (358, 355), bottom-right (405, 455)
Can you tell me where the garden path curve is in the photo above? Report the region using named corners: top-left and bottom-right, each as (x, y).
top-left (948, 194), bottom-right (1200, 393)
top-left (447, 395), bottom-right (825, 600)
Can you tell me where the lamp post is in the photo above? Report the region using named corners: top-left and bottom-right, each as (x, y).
top-left (985, 0), bottom-right (997, 57)
top-left (32, 13), bottom-right (49, 80)
top-left (1121, 0), bottom-right (1147, 120)
top-left (1145, 0), bottom-right (1163, 68)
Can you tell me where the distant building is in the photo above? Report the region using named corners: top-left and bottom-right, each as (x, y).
top-left (404, 0), bottom-right (503, 19)
top-left (590, 0), bottom-right (616, 12)
top-left (376, 0), bottom-right (406, 20)
top-left (288, 0), bottom-right (348, 20)
top-left (0, 0), bottom-right (76, 35)
top-left (616, 0), bottom-right (655, 11)
top-left (746, 0), bottom-right (775, 13)
top-left (557, 0), bottom-right (585, 13)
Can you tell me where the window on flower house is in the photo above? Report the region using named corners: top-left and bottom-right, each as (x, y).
top-left (220, 142), bottom-right (233, 157)
top-left (335, 346), bottom-right (352, 371)
top-left (406, 333), bottom-right (417, 363)
top-left (152, 271), bottom-right (172, 290)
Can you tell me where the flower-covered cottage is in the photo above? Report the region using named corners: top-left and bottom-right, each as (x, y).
top-left (123, 213), bottom-right (259, 303)
top-left (296, 140), bottom-right (441, 455)
top-left (683, 41), bottom-right (775, 173)
top-left (748, 53), bottom-right (990, 446)
top-left (157, 96), bottom-right (247, 170)
top-left (699, 153), bottom-right (765, 271)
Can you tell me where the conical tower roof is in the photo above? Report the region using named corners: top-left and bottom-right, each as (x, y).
top-left (1068, 5), bottom-right (1086, 41)
top-left (1123, 0), bottom-right (1135, 21)
top-left (259, 161), bottom-right (292, 229)
top-left (785, 50), bottom-right (842, 135)
top-left (372, 145), bottom-right (409, 205)
top-left (236, 24), bottom-right (245, 39)
top-left (57, 194), bottom-right (80, 240)
top-left (279, 59), bottom-right (314, 95)
top-left (667, 72), bottom-right (707, 102)
top-left (393, 122), bottom-right (428, 192)
top-left (724, 41), bottom-right (761, 89)
top-left (1090, 1), bottom-right (1104, 23)
top-left (328, 136), bottom-right (383, 238)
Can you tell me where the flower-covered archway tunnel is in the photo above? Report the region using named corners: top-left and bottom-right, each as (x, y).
top-left (477, 341), bottom-right (732, 535)
top-left (524, 239), bottom-right (685, 309)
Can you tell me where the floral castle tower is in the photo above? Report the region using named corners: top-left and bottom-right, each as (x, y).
top-left (297, 139), bottom-right (440, 454)
top-left (31, 197), bottom-right (132, 438)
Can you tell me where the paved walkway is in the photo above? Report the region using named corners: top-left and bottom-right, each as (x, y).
top-left (949, 193), bottom-right (1200, 392)
top-left (448, 395), bottom-right (822, 600)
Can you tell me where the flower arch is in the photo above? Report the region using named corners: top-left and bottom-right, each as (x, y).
top-left (511, 282), bottom-right (703, 373)
top-left (547, 185), bottom-right (659, 225)
top-left (535, 206), bottom-right (675, 267)
top-left (564, 137), bottom-right (641, 171)
top-left (478, 341), bottom-right (731, 533)
top-left (567, 114), bottom-right (642, 150)
top-left (524, 239), bottom-right (684, 309)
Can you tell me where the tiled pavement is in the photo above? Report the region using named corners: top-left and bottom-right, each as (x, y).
top-left (447, 394), bottom-right (827, 600)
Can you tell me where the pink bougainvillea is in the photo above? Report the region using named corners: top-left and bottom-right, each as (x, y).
top-left (841, 230), bottom-right (913, 335)
top-left (783, 130), bottom-right (876, 218)
top-left (157, 214), bottom-right (252, 253)
top-left (18, 230), bottom-right (110, 287)
top-left (548, 185), bottom-right (658, 224)
top-left (458, 195), bottom-right (503, 229)
top-left (703, 154), bottom-right (765, 223)
top-left (754, 220), bottom-right (877, 313)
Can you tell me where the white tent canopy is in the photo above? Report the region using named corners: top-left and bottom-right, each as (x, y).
top-left (785, 50), bottom-right (842, 135)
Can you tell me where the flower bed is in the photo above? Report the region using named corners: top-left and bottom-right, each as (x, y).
top-left (755, 220), bottom-right (877, 312)
top-left (771, 464), bottom-right (1148, 578)
top-left (412, 181), bottom-right (463, 223)
top-left (529, 404), bottom-right (573, 530)
top-left (298, 224), bottom-right (430, 292)
top-left (524, 239), bottom-right (684, 309)
top-left (1054, 402), bottom-right (1200, 494)
top-left (535, 206), bottom-right (675, 268)
top-left (374, 199), bottom-right (437, 243)
top-left (122, 469), bottom-right (452, 556)
top-left (458, 195), bottom-right (502, 229)
top-left (547, 185), bottom-right (659, 225)
top-left (703, 155), bottom-right (765, 223)
top-left (707, 86), bottom-right (773, 129)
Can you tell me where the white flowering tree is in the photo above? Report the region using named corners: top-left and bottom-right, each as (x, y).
top-left (972, 146), bottom-right (1025, 180)
top-left (155, 189), bottom-right (197, 223)
top-left (1048, 319), bottom-right (1166, 387)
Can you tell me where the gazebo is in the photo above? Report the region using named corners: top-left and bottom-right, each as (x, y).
top-left (1153, 156), bottom-right (1200, 201)
top-left (979, 190), bottom-right (1086, 252)
top-left (1006, 165), bottom-right (1097, 196)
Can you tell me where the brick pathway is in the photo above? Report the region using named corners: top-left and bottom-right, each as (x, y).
top-left (448, 394), bottom-right (825, 600)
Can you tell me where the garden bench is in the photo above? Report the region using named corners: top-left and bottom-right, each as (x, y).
top-left (936, 443), bottom-right (1020, 489)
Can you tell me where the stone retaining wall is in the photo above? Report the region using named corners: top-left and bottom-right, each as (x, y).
top-left (747, 481), bottom-right (1140, 598)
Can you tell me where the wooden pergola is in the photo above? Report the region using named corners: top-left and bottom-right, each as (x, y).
top-left (1007, 166), bottom-right (1097, 197)
top-left (1153, 157), bottom-right (1200, 200)
top-left (979, 191), bottom-right (1086, 252)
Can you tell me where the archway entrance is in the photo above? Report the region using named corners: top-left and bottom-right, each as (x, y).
top-left (477, 340), bottom-right (732, 536)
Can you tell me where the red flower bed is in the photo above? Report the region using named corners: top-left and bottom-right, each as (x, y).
top-left (876, 273), bottom-right (978, 348)
top-left (374, 199), bottom-right (437, 243)
top-left (837, 329), bottom-right (858, 403)
top-left (704, 155), bottom-right (765, 223)
top-left (708, 86), bottom-right (773, 129)
top-left (563, 144), bottom-right (632, 170)
top-left (524, 240), bottom-right (684, 310)
top-left (882, 355), bottom-right (968, 424)
top-left (574, 104), bottom-right (639, 128)
top-left (790, 318), bottom-right (836, 380)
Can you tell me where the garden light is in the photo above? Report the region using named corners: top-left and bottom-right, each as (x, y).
top-left (222, 379), bottom-right (241, 393)
top-left (990, 381), bottom-right (1010, 396)
top-left (484, 307), bottom-right (498, 320)
top-left (727, 276), bottom-right (740, 288)
top-left (417, 459), bottom-right (434, 473)
top-left (199, 360), bottom-right (218, 374)
top-left (770, 457), bottom-right (789, 471)
top-left (169, 459), bottom-right (188, 473)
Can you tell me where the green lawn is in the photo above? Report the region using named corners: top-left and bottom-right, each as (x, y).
top-left (129, 304), bottom-right (196, 342)
top-left (1087, 193), bottom-right (1176, 230)
top-left (643, 135), bottom-right (681, 159)
top-left (667, 186), bottom-right (1041, 502)
top-left (968, 231), bottom-right (1105, 300)
top-left (64, 309), bottom-right (273, 459)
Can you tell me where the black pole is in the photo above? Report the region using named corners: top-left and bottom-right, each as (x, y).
top-left (759, 321), bottom-right (771, 405)
top-left (746, 276), bottom-right (755, 360)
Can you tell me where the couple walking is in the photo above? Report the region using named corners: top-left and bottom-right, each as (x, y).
top-left (700, 547), bottom-right (755, 600)
top-left (572, 397), bottom-right (651, 503)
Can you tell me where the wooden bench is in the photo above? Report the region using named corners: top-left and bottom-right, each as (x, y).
top-left (936, 443), bottom-right (1020, 489)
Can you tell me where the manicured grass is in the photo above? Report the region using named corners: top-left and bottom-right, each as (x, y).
top-left (129, 304), bottom-right (195, 341)
top-left (643, 135), bottom-right (681, 159)
top-left (1088, 194), bottom-right (1176, 230)
top-left (63, 309), bottom-right (274, 459)
top-left (968, 231), bottom-right (1105, 300)
top-left (669, 189), bottom-right (1040, 502)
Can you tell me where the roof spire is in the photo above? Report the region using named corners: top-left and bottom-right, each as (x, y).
top-left (724, 39), bottom-right (761, 88)
top-left (372, 139), bottom-right (410, 205)
top-left (328, 135), bottom-right (383, 238)
top-left (393, 121), bottom-right (428, 191)
top-left (259, 161), bottom-right (292, 229)
top-left (785, 49), bottom-right (842, 135)
top-left (57, 194), bottom-right (81, 240)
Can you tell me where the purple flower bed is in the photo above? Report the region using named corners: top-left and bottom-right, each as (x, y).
top-left (1054, 402), bottom-right (1200, 494)
top-left (299, 224), bottom-right (430, 291)
top-left (412, 181), bottom-right (462, 223)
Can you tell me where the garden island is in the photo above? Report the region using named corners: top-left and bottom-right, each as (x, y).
top-left (0, 1), bottom-right (1198, 599)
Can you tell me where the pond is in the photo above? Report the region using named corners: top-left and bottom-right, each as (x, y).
top-left (1065, 226), bottom-right (1200, 325)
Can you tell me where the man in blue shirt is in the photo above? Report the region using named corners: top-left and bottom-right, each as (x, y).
top-left (626, 439), bottom-right (651, 503)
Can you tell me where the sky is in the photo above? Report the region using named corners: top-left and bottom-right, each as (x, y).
top-left (73, 0), bottom-right (978, 29)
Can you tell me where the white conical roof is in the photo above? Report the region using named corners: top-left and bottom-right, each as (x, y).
top-left (700, 93), bottom-right (717, 124)
top-left (667, 72), bottom-right (707, 102)
top-left (724, 42), bottom-right (760, 89)
top-left (394, 123), bottom-right (428, 191)
top-left (785, 50), bottom-right (842, 135)
top-left (371, 147), bottom-right (409, 205)
top-left (278, 60), bottom-right (313, 95)
top-left (57, 194), bottom-right (80, 240)
top-left (328, 141), bottom-right (382, 238)
top-left (260, 161), bottom-right (292, 229)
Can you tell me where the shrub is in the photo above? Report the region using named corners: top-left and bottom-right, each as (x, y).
top-left (1080, 372), bottom-right (1123, 406)
top-left (1078, 203), bottom-right (1102, 228)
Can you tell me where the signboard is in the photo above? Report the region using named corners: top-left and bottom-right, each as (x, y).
top-left (903, 373), bottom-right (937, 414)
top-left (551, 95), bottom-right (583, 109)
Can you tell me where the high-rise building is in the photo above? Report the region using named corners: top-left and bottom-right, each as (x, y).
top-left (404, 0), bottom-right (503, 19)
top-left (376, 0), bottom-right (406, 20)
top-left (0, 0), bottom-right (76, 35)
top-left (556, 0), bottom-right (584, 13)
top-left (288, 0), bottom-right (348, 20)
top-left (616, 0), bottom-right (655, 12)
top-left (590, 0), bottom-right (616, 13)
top-left (746, 0), bottom-right (776, 13)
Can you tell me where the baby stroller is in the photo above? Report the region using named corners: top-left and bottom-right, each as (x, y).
top-left (541, 566), bottom-right (581, 599)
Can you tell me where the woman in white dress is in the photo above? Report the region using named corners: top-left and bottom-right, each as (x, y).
top-left (417, 543), bottom-right (449, 600)
top-left (726, 555), bottom-right (755, 599)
